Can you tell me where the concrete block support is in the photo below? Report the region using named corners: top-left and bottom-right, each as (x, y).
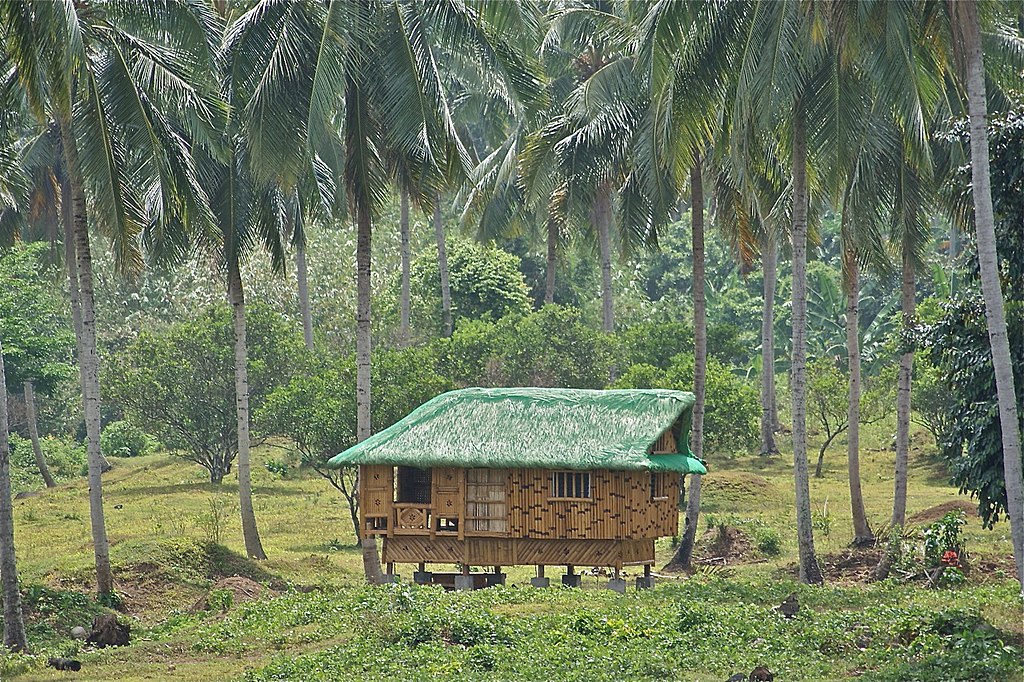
top-left (454, 575), bottom-right (475, 591)
top-left (530, 576), bottom-right (550, 588)
top-left (561, 573), bottom-right (582, 588)
top-left (413, 571), bottom-right (433, 585)
top-left (607, 578), bottom-right (626, 594)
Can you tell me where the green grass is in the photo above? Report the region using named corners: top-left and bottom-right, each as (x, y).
top-left (2, 421), bottom-right (1021, 680)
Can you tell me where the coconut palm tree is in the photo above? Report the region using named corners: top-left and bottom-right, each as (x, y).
top-left (0, 334), bottom-right (27, 652)
top-left (951, 0), bottom-right (1024, 590)
top-left (225, 0), bottom-right (541, 581)
top-left (0, 0), bottom-right (221, 595)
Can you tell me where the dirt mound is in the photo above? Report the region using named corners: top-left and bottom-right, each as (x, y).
top-left (693, 525), bottom-right (755, 565)
top-left (908, 501), bottom-right (978, 525)
top-left (191, 576), bottom-right (277, 612)
top-left (700, 472), bottom-right (780, 508)
top-left (819, 547), bottom-right (885, 583)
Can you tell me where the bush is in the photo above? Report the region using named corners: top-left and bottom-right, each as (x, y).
top-left (613, 354), bottom-right (760, 454)
top-left (100, 420), bottom-right (151, 458)
top-left (7, 434), bottom-right (86, 492)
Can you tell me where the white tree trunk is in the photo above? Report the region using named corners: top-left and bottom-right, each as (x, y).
top-left (760, 238), bottom-right (779, 455)
top-left (669, 160), bottom-right (706, 569)
top-left (845, 260), bottom-right (873, 544)
top-left (434, 199), bottom-right (453, 338)
top-left (595, 184), bottom-right (614, 333)
top-left (399, 189), bottom-right (411, 343)
top-left (960, 0), bottom-right (1024, 590)
top-left (296, 240), bottom-right (314, 351)
top-left (0, 337), bottom-right (28, 651)
top-left (545, 217), bottom-right (557, 305)
top-left (790, 104), bottom-right (823, 584)
top-left (24, 382), bottom-right (56, 488)
top-left (892, 256), bottom-right (914, 528)
top-left (356, 202), bottom-right (384, 583)
top-left (228, 268), bottom-right (267, 560)
top-left (59, 115), bottom-right (113, 595)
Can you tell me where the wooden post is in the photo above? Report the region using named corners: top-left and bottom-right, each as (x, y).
top-left (537, 565), bottom-right (545, 578)
top-left (418, 563), bottom-right (426, 572)
top-left (462, 564), bottom-right (470, 576)
top-left (644, 564), bottom-right (651, 579)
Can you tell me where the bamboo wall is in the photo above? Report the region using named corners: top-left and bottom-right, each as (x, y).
top-left (507, 468), bottom-right (679, 540)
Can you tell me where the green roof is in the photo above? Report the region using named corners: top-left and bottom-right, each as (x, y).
top-left (327, 387), bottom-right (706, 474)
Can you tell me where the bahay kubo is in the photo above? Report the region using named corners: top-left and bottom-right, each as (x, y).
top-left (327, 387), bottom-right (706, 590)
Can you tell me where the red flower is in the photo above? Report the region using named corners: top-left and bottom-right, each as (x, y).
top-left (941, 550), bottom-right (960, 567)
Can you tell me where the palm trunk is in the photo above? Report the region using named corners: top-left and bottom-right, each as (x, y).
top-left (356, 200), bottom-right (383, 584)
top-left (23, 382), bottom-right (56, 489)
top-left (891, 255), bottom-right (914, 528)
top-left (760, 238), bottom-right (780, 455)
top-left (669, 160), bottom-right (706, 570)
top-left (544, 216), bottom-right (557, 305)
top-left (790, 103), bottom-right (823, 584)
top-left (296, 241), bottom-right (314, 351)
top-left (0, 337), bottom-right (28, 651)
top-left (960, 0), bottom-right (1024, 590)
top-left (595, 183), bottom-right (614, 333)
top-left (845, 260), bottom-right (873, 545)
top-left (434, 199), bottom-right (453, 337)
top-left (59, 115), bottom-right (113, 595)
top-left (399, 189), bottom-right (411, 344)
top-left (228, 267), bottom-right (267, 560)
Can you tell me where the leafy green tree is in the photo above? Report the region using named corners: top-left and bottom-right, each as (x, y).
top-left (807, 358), bottom-right (894, 478)
top-left (614, 354), bottom-right (759, 455)
top-left (259, 346), bottom-right (451, 538)
top-left (438, 305), bottom-right (619, 390)
top-left (409, 237), bottom-right (531, 336)
top-left (0, 244), bottom-right (74, 489)
top-left (106, 305), bottom-right (304, 484)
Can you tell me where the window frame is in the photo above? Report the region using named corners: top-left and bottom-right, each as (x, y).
top-left (549, 470), bottom-right (593, 501)
top-left (650, 472), bottom-right (669, 501)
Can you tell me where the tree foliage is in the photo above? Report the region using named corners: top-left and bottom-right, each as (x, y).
top-left (105, 305), bottom-right (304, 483)
top-left (613, 353), bottom-right (759, 454)
top-left (0, 245), bottom-right (74, 394)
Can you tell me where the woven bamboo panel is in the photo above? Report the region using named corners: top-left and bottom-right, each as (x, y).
top-left (383, 536), bottom-right (463, 563)
top-left (383, 537), bottom-right (655, 568)
top-left (432, 467), bottom-right (462, 521)
top-left (360, 465), bottom-right (393, 533)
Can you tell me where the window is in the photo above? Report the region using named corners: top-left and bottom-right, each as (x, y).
top-left (650, 473), bottom-right (668, 501)
top-left (551, 471), bottom-right (591, 500)
top-left (396, 466), bottom-right (432, 504)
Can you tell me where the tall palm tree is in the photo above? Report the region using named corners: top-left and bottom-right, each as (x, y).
top-left (0, 0), bottom-right (221, 595)
top-left (226, 0), bottom-right (541, 581)
top-left (0, 334), bottom-right (27, 652)
top-left (953, 0), bottom-right (1024, 590)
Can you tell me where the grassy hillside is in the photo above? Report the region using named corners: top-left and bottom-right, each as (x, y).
top-left (3, 422), bottom-right (1021, 681)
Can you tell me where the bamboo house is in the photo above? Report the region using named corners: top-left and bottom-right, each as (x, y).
top-left (327, 387), bottom-right (706, 590)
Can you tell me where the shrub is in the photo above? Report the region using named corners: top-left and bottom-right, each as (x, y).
top-left (614, 353), bottom-right (759, 454)
top-left (100, 420), bottom-right (151, 458)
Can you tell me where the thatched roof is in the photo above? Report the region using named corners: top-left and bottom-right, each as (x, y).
top-left (327, 387), bottom-right (706, 474)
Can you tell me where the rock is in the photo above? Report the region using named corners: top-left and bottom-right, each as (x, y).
top-left (70, 625), bottom-right (88, 640)
top-left (749, 666), bottom-right (774, 681)
top-left (777, 592), bottom-right (799, 619)
top-left (14, 491), bottom-right (40, 500)
top-left (47, 658), bottom-right (82, 671)
top-left (86, 614), bottom-right (130, 647)
top-left (727, 675), bottom-right (747, 682)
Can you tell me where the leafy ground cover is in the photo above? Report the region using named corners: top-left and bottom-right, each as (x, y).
top-left (2, 421), bottom-right (1021, 680)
